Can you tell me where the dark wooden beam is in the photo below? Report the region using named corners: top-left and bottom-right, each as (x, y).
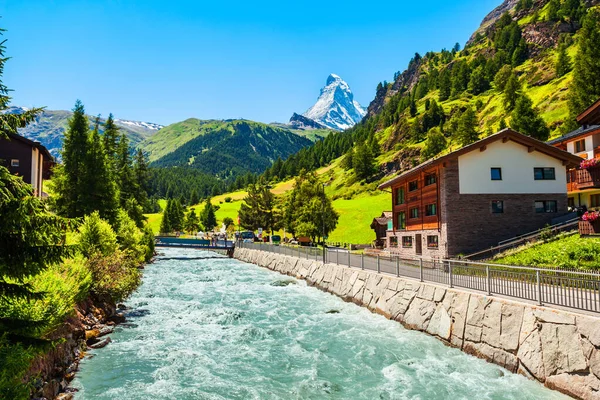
top-left (480, 145), bottom-right (487, 152)
top-left (502, 137), bottom-right (509, 143)
top-left (528, 146), bottom-right (535, 153)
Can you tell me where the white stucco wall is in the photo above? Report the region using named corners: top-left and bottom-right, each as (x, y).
top-left (566, 135), bottom-right (595, 159)
top-left (458, 140), bottom-right (567, 194)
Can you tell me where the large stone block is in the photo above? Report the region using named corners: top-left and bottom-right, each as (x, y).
top-left (517, 329), bottom-right (545, 381)
top-left (427, 304), bottom-right (452, 341)
top-left (403, 298), bottom-right (436, 331)
top-left (540, 323), bottom-right (588, 377)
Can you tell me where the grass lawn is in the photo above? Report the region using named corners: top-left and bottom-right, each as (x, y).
top-left (492, 233), bottom-right (600, 270)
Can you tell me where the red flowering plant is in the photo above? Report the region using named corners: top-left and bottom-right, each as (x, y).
top-left (582, 211), bottom-right (600, 222)
top-left (580, 158), bottom-right (600, 169)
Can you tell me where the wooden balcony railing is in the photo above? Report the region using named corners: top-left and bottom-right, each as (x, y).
top-left (579, 220), bottom-right (600, 236)
top-left (567, 166), bottom-right (600, 191)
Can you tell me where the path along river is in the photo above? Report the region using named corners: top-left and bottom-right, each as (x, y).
top-left (71, 248), bottom-right (568, 399)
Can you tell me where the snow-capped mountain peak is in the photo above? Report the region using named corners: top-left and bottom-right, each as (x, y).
top-left (114, 118), bottom-right (163, 131)
top-left (301, 74), bottom-right (366, 131)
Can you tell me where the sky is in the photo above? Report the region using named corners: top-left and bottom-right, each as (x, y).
top-left (1, 0), bottom-right (501, 126)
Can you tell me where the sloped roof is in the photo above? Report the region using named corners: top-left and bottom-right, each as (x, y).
top-left (577, 98), bottom-right (600, 126)
top-left (4, 132), bottom-right (53, 160)
top-left (547, 125), bottom-right (600, 146)
top-left (379, 129), bottom-right (582, 189)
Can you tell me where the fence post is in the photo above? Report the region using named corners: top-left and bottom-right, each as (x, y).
top-left (536, 270), bottom-right (543, 306)
top-left (336, 249), bottom-right (339, 265)
top-left (419, 258), bottom-right (423, 282)
top-left (449, 261), bottom-right (453, 288)
top-left (486, 266), bottom-right (491, 295)
top-left (361, 253), bottom-right (364, 270)
top-left (396, 256), bottom-right (400, 277)
top-left (297, 246), bottom-right (300, 259)
top-left (377, 255), bottom-right (380, 273)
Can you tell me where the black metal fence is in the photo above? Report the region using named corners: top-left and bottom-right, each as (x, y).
top-left (238, 241), bottom-right (600, 313)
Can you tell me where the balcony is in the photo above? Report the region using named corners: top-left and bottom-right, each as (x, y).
top-left (567, 166), bottom-right (600, 192)
top-left (579, 220), bottom-right (600, 236)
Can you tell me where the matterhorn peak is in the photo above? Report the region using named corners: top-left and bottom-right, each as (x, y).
top-left (299, 74), bottom-right (366, 131)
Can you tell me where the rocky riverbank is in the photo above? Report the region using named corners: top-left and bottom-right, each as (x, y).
top-left (235, 247), bottom-right (600, 400)
top-left (26, 297), bottom-right (127, 400)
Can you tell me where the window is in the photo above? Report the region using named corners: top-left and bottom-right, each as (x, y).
top-left (491, 200), bottom-right (504, 214)
top-left (535, 200), bottom-right (558, 213)
top-left (490, 168), bottom-right (502, 181)
top-left (10, 159), bottom-right (19, 167)
top-left (425, 203), bottom-right (437, 217)
top-left (395, 186), bottom-right (405, 205)
top-left (410, 207), bottom-right (419, 219)
top-left (402, 236), bottom-right (413, 248)
top-left (575, 139), bottom-right (587, 153)
top-left (409, 180), bottom-right (419, 192)
top-left (389, 236), bottom-right (398, 248)
top-left (591, 194), bottom-right (600, 208)
top-left (425, 174), bottom-right (437, 186)
top-left (427, 235), bottom-right (439, 248)
top-left (397, 212), bottom-right (406, 230)
top-left (534, 167), bottom-right (556, 180)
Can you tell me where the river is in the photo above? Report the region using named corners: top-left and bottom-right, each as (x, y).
top-left (71, 248), bottom-right (567, 399)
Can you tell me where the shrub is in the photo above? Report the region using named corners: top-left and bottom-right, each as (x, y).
top-left (77, 212), bottom-right (117, 258)
top-left (86, 250), bottom-right (141, 302)
top-left (142, 227), bottom-right (156, 263)
top-left (224, 197), bottom-right (232, 203)
top-left (114, 209), bottom-right (145, 262)
top-left (0, 335), bottom-right (38, 400)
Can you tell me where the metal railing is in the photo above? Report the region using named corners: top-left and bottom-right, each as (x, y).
top-left (238, 241), bottom-right (600, 313)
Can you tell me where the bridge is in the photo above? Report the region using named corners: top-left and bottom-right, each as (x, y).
top-left (155, 237), bottom-right (236, 257)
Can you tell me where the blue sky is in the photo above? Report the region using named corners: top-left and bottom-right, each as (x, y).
top-left (1, 0), bottom-right (500, 126)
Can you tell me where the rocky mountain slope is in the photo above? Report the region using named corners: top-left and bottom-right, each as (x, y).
top-left (7, 106), bottom-right (162, 158)
top-left (295, 74), bottom-right (366, 131)
top-left (144, 119), bottom-right (312, 178)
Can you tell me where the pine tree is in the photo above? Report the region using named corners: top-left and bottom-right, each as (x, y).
top-left (200, 199), bottom-right (217, 232)
top-left (238, 182), bottom-right (279, 234)
top-left (81, 117), bottom-right (119, 223)
top-left (555, 43), bottom-right (572, 78)
top-left (504, 73), bottom-right (521, 111)
top-left (468, 65), bottom-right (490, 95)
top-left (116, 133), bottom-right (135, 208)
top-left (171, 199), bottom-right (185, 232)
top-left (160, 199), bottom-right (172, 234)
top-left (499, 119), bottom-right (508, 130)
top-left (568, 9), bottom-right (600, 118)
top-left (52, 100), bottom-right (90, 218)
top-left (494, 65), bottom-right (512, 91)
top-left (0, 167), bottom-right (74, 336)
top-left (190, 189), bottom-right (200, 205)
top-left (511, 95), bottom-right (550, 141)
top-left (438, 68), bottom-right (452, 101)
top-left (102, 113), bottom-right (120, 168)
top-left (421, 127), bottom-right (447, 161)
top-left (184, 208), bottom-right (200, 234)
top-left (353, 143), bottom-right (377, 181)
top-left (454, 107), bottom-right (480, 147)
top-left (0, 28), bottom-right (42, 139)
top-left (133, 148), bottom-right (149, 210)
top-left (547, 0), bottom-right (560, 21)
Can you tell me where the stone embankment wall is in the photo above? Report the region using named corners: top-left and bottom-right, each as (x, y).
top-left (235, 248), bottom-right (600, 400)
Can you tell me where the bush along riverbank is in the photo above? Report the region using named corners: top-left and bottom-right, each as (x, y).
top-left (0, 167), bottom-right (155, 400)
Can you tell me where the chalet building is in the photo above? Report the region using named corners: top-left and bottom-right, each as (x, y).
top-left (370, 211), bottom-right (392, 248)
top-left (0, 132), bottom-right (53, 197)
top-left (379, 129), bottom-right (581, 258)
top-left (548, 98), bottom-right (600, 211)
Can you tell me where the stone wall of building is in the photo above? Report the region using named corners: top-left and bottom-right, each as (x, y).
top-left (235, 247), bottom-right (600, 400)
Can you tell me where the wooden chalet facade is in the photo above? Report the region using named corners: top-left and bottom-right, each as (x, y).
top-left (549, 98), bottom-right (600, 234)
top-left (0, 133), bottom-right (53, 197)
top-left (379, 129), bottom-right (581, 258)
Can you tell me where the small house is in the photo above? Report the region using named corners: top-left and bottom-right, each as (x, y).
top-left (370, 211), bottom-right (392, 248)
top-left (378, 129), bottom-right (581, 258)
top-left (0, 132), bottom-right (53, 197)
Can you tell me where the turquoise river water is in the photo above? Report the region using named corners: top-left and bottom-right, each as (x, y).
top-left (71, 248), bottom-right (568, 399)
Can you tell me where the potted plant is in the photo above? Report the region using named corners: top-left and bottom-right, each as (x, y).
top-left (580, 159), bottom-right (600, 169)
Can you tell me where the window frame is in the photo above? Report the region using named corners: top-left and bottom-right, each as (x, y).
top-left (427, 235), bottom-right (439, 249)
top-left (389, 236), bottom-right (398, 248)
top-left (397, 211), bottom-right (406, 230)
top-left (535, 200), bottom-right (558, 213)
top-left (395, 186), bottom-right (405, 205)
top-left (425, 203), bottom-right (437, 217)
top-left (490, 167), bottom-right (502, 181)
top-left (491, 200), bottom-right (504, 214)
top-left (534, 167), bottom-right (556, 181)
top-left (575, 139), bottom-right (587, 153)
top-left (10, 159), bottom-right (19, 167)
top-left (402, 236), bottom-right (413, 248)
top-left (424, 174), bottom-right (437, 187)
top-left (408, 180), bottom-right (419, 192)
top-left (591, 194), bottom-right (600, 208)
top-left (409, 207), bottom-right (419, 219)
